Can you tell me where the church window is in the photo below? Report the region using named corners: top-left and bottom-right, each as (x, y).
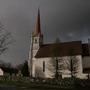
top-left (43, 61), bottom-right (45, 72)
top-left (35, 39), bottom-right (37, 43)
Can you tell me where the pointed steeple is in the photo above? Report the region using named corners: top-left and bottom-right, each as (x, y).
top-left (33, 9), bottom-right (42, 36)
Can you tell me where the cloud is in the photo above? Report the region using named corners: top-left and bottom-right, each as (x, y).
top-left (0, 0), bottom-right (90, 65)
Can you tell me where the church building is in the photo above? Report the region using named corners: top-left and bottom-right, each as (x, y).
top-left (28, 10), bottom-right (90, 79)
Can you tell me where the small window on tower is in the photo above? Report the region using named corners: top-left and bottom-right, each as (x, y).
top-left (35, 39), bottom-right (37, 43)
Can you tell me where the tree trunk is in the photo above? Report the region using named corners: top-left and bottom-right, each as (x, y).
top-left (70, 58), bottom-right (73, 78)
top-left (55, 58), bottom-right (59, 79)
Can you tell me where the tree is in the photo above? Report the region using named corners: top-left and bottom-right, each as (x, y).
top-left (68, 49), bottom-right (79, 78)
top-left (49, 38), bottom-right (79, 79)
top-left (0, 61), bottom-right (18, 75)
top-left (0, 22), bottom-right (13, 55)
top-left (50, 38), bottom-right (62, 79)
top-left (21, 61), bottom-right (29, 77)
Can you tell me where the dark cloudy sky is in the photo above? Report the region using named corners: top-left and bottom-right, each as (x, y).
top-left (0, 0), bottom-right (90, 66)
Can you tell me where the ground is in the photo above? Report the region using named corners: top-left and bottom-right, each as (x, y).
top-left (0, 76), bottom-right (90, 90)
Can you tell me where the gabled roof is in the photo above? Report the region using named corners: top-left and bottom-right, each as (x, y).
top-left (35, 41), bottom-right (82, 58)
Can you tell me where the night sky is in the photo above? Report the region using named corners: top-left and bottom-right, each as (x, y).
top-left (0, 0), bottom-right (90, 66)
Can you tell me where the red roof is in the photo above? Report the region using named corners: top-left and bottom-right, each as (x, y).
top-left (35, 41), bottom-right (82, 58)
top-left (33, 9), bottom-right (42, 37)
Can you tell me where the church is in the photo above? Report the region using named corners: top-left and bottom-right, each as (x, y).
top-left (28, 10), bottom-right (90, 79)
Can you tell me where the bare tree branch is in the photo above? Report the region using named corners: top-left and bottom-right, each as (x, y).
top-left (0, 22), bottom-right (13, 55)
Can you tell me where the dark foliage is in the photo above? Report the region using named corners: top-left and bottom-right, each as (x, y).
top-left (0, 23), bottom-right (13, 55)
top-left (0, 66), bottom-right (18, 75)
top-left (21, 61), bottom-right (29, 77)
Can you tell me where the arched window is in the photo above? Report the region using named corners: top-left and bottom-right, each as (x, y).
top-left (43, 61), bottom-right (45, 72)
top-left (35, 39), bottom-right (37, 43)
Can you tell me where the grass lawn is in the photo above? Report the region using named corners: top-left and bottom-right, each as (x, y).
top-left (0, 77), bottom-right (90, 90)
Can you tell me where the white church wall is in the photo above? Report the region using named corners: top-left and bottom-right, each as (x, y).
top-left (74, 55), bottom-right (83, 76)
top-left (32, 57), bottom-right (54, 78)
top-left (58, 55), bottom-right (83, 78)
top-left (32, 55), bottom-right (83, 78)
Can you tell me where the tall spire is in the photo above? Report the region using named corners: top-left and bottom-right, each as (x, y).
top-left (33, 8), bottom-right (42, 36)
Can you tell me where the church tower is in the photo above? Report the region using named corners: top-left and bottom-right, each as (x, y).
top-left (32, 9), bottom-right (43, 57)
top-left (28, 9), bottom-right (43, 77)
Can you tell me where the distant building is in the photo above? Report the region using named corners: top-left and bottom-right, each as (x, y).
top-left (0, 68), bottom-right (4, 76)
top-left (0, 66), bottom-right (18, 76)
top-left (28, 9), bottom-right (90, 79)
